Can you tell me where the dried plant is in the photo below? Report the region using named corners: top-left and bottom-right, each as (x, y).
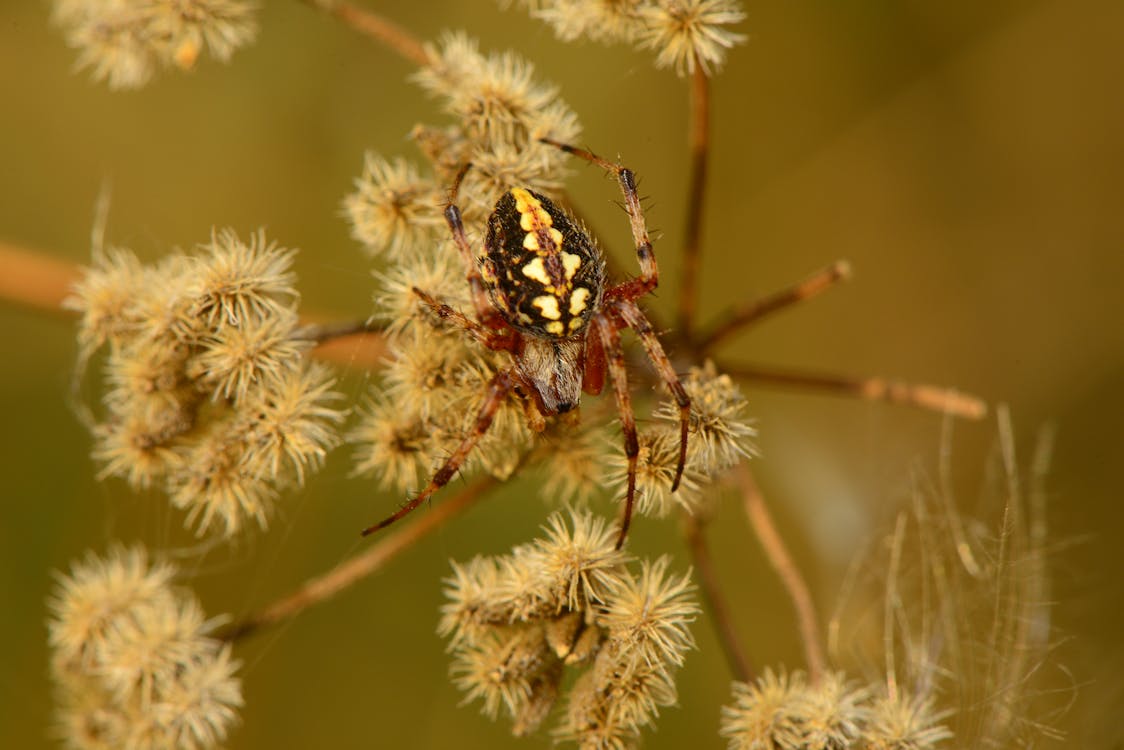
top-left (17, 2), bottom-right (1083, 749)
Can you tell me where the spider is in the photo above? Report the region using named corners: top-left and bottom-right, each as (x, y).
top-left (361, 140), bottom-right (690, 548)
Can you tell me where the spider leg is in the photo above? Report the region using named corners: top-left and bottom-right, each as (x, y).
top-left (540, 139), bottom-right (657, 298)
top-left (593, 313), bottom-right (639, 550)
top-left (360, 368), bottom-right (515, 536)
top-left (443, 163), bottom-right (501, 326)
top-left (614, 299), bottom-right (690, 492)
top-left (411, 287), bottom-right (517, 352)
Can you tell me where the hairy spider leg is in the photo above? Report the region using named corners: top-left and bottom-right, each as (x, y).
top-left (542, 138), bottom-right (689, 491)
top-left (592, 314), bottom-right (640, 549)
top-left (360, 368), bottom-right (516, 536)
top-left (443, 163), bottom-right (504, 328)
top-left (615, 299), bottom-right (690, 491)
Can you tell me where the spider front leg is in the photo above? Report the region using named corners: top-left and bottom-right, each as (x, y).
top-left (411, 287), bottom-right (518, 352)
top-left (443, 163), bottom-right (503, 328)
top-left (360, 367), bottom-right (516, 536)
top-left (593, 314), bottom-right (640, 550)
top-left (615, 299), bottom-right (690, 492)
top-left (540, 139), bottom-right (658, 298)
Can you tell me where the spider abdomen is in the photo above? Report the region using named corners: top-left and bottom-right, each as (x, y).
top-left (482, 188), bottom-right (605, 339)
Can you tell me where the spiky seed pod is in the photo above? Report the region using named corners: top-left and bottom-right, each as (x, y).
top-left (166, 416), bottom-right (278, 536)
top-left (604, 425), bottom-right (706, 517)
top-left (864, 691), bottom-right (953, 750)
top-left (797, 672), bottom-right (871, 750)
top-left (720, 668), bottom-right (810, 750)
top-left (533, 0), bottom-right (647, 44)
top-left (47, 547), bottom-right (176, 677)
top-left (190, 310), bottom-right (308, 403)
top-left (51, 0), bottom-right (258, 90)
top-left (344, 154), bottom-right (444, 260)
top-left (533, 511), bottom-right (631, 611)
top-left (47, 546), bottom-right (242, 750)
top-left (372, 245), bottom-right (469, 335)
top-left (241, 361), bottom-right (345, 485)
top-left (349, 393), bottom-right (452, 493)
top-left (65, 247), bottom-right (148, 357)
top-left (450, 625), bottom-right (562, 723)
top-left (91, 410), bottom-right (189, 489)
top-left (595, 556), bottom-right (699, 674)
top-left (636, 0), bottom-right (747, 76)
top-left (188, 228), bottom-right (298, 330)
top-left (657, 361), bottom-right (756, 472)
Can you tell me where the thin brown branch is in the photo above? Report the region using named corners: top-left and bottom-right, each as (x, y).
top-left (676, 65), bottom-right (711, 340)
top-left (299, 0), bottom-right (431, 67)
top-left (0, 241), bottom-right (81, 315)
top-left (698, 260), bottom-right (853, 352)
top-left (220, 475), bottom-right (499, 643)
top-left (682, 515), bottom-right (753, 682)
top-left (720, 361), bottom-right (988, 420)
top-left (0, 243), bottom-right (388, 369)
top-left (296, 318), bottom-right (384, 344)
top-left (734, 463), bottom-right (826, 683)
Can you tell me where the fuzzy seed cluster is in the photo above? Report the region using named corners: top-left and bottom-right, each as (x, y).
top-left (51, 0), bottom-right (258, 89)
top-left (720, 668), bottom-right (953, 750)
top-left (67, 229), bottom-right (345, 537)
top-left (47, 546), bottom-right (242, 750)
top-left (440, 510), bottom-right (699, 748)
top-left (502, 0), bottom-right (747, 76)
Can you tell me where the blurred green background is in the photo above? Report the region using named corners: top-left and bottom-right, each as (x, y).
top-left (2, 0), bottom-right (1122, 747)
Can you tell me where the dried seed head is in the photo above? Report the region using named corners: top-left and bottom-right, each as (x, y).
top-left (188, 228), bottom-right (298, 330)
top-left (167, 416), bottom-right (277, 536)
top-left (656, 361), bottom-right (757, 472)
top-left (191, 310), bottom-right (308, 403)
top-left (636, 0), bottom-right (747, 76)
top-left (349, 392), bottom-right (452, 493)
top-left (241, 361), bottom-right (345, 485)
top-left (344, 154), bottom-right (444, 260)
top-left (451, 626), bottom-right (561, 722)
top-left (533, 0), bottom-right (647, 44)
top-left (534, 510), bottom-right (631, 611)
top-left (47, 546), bottom-right (242, 750)
top-left (51, 0), bottom-right (258, 90)
top-left (720, 668), bottom-right (810, 750)
top-left (47, 547), bottom-right (176, 677)
top-left (595, 556), bottom-right (698, 673)
top-left (605, 425), bottom-right (706, 517)
top-left (91, 410), bottom-right (188, 489)
top-left (66, 247), bottom-right (147, 356)
top-left (372, 246), bottom-right (469, 334)
top-left (440, 556), bottom-right (508, 648)
top-left (864, 691), bottom-right (953, 750)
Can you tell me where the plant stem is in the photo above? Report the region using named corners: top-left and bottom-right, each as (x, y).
top-left (682, 515), bottom-right (753, 682)
top-left (734, 463), bottom-right (826, 683)
top-left (697, 260), bottom-right (852, 352)
top-left (299, 0), bottom-right (431, 67)
top-left (0, 241), bottom-right (81, 315)
top-left (676, 65), bottom-right (711, 340)
top-left (720, 361), bottom-right (988, 420)
top-left (220, 475), bottom-right (498, 643)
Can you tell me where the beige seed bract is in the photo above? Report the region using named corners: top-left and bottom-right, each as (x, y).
top-left (441, 510), bottom-right (699, 748)
top-left (47, 547), bottom-right (242, 750)
top-left (51, 0), bottom-right (258, 90)
top-left (68, 229), bottom-right (345, 538)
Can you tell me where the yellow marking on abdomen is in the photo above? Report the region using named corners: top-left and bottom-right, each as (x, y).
top-left (511, 187), bottom-right (553, 233)
top-left (561, 251), bottom-right (581, 280)
top-left (569, 287), bottom-right (591, 316)
top-left (546, 321), bottom-right (565, 335)
top-left (521, 257), bottom-right (551, 285)
top-left (531, 295), bottom-right (562, 320)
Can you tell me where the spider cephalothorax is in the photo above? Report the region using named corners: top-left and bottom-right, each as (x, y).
top-left (362, 140), bottom-right (690, 547)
